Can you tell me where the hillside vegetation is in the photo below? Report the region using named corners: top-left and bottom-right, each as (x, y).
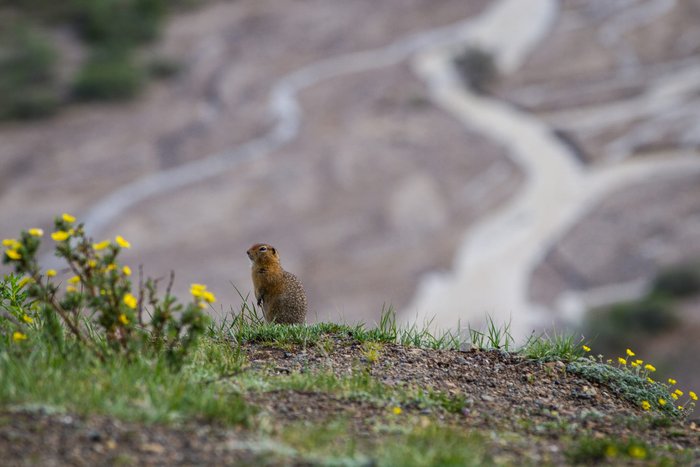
top-left (0, 0), bottom-right (193, 119)
top-left (1, 216), bottom-right (699, 465)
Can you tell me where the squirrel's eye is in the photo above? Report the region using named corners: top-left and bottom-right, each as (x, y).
top-left (259, 246), bottom-right (267, 252)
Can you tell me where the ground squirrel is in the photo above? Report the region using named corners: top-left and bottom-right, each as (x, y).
top-left (247, 243), bottom-right (307, 324)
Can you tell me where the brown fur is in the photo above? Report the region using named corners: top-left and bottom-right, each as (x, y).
top-left (247, 243), bottom-right (307, 324)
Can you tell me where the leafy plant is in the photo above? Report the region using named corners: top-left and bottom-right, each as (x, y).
top-left (1, 214), bottom-right (211, 365)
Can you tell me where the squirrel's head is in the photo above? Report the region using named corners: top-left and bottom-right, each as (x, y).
top-left (247, 243), bottom-right (280, 266)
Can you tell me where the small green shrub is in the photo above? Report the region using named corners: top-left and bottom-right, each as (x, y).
top-left (72, 0), bottom-right (166, 46)
top-left (0, 24), bottom-right (60, 119)
top-left (650, 263), bottom-right (700, 299)
top-left (73, 49), bottom-right (145, 100)
top-left (147, 56), bottom-right (182, 79)
top-left (1, 213), bottom-right (211, 366)
top-left (567, 358), bottom-right (682, 418)
top-left (453, 46), bottom-right (498, 94)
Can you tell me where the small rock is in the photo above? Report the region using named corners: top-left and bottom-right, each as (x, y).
top-left (141, 442), bottom-right (166, 454)
top-left (87, 430), bottom-right (102, 442)
top-left (58, 415), bottom-right (74, 426)
top-left (481, 394), bottom-right (495, 402)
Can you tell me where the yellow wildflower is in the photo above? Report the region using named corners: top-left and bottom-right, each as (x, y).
top-left (658, 398), bottom-right (667, 406)
top-left (628, 445), bottom-right (646, 460)
top-left (190, 283), bottom-right (206, 297)
top-left (51, 230), bottom-right (70, 241)
top-left (690, 391), bottom-right (698, 401)
top-left (87, 260), bottom-right (97, 268)
top-left (12, 331), bottom-right (27, 342)
top-left (671, 394), bottom-right (678, 401)
top-left (668, 378), bottom-right (677, 385)
top-left (2, 238), bottom-right (20, 248)
top-left (93, 240), bottom-right (110, 250)
top-left (392, 406), bottom-right (402, 415)
top-left (647, 377), bottom-right (655, 384)
top-left (618, 357), bottom-right (627, 365)
top-left (22, 314), bottom-right (33, 324)
top-left (634, 359), bottom-right (643, 365)
top-left (202, 291), bottom-right (216, 303)
top-left (62, 213), bottom-right (76, 223)
top-left (28, 228), bottom-right (43, 237)
top-left (115, 235), bottom-right (131, 249)
top-left (674, 389), bottom-right (683, 397)
top-left (118, 313), bottom-right (129, 325)
top-left (106, 264), bottom-right (116, 271)
top-left (18, 277), bottom-right (33, 288)
top-left (644, 364), bottom-right (656, 372)
top-left (68, 275), bottom-right (80, 284)
top-left (605, 445), bottom-right (618, 458)
top-left (5, 250), bottom-right (21, 260)
top-left (198, 302), bottom-right (207, 309)
top-left (626, 349), bottom-right (635, 357)
top-left (122, 265), bottom-right (132, 276)
top-left (641, 401), bottom-right (651, 411)
top-left (66, 286), bottom-right (77, 293)
top-left (606, 359), bottom-right (613, 364)
top-left (582, 345), bottom-right (591, 352)
top-left (46, 269), bottom-right (57, 277)
top-left (631, 362), bottom-right (639, 368)
top-left (123, 293), bottom-right (137, 309)
top-left (678, 406), bottom-right (684, 411)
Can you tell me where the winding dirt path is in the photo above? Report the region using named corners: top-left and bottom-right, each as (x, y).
top-left (405, 0), bottom-right (700, 338)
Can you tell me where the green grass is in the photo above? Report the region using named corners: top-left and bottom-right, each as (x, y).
top-left (221, 300), bottom-right (457, 349)
top-left (521, 330), bottom-right (587, 362)
top-left (279, 421), bottom-right (490, 466)
top-left (468, 315), bottom-right (514, 351)
top-left (0, 337), bottom-right (253, 425)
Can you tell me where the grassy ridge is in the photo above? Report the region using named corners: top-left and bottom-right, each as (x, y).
top-left (1, 274), bottom-right (697, 464)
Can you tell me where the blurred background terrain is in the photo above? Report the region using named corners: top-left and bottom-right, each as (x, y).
top-left (1, 0), bottom-right (699, 388)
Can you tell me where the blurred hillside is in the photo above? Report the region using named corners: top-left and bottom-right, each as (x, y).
top-left (0, 0), bottom-right (699, 384)
top-left (0, 0), bottom-right (195, 119)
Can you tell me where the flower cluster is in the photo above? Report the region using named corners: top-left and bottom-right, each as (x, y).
top-left (2, 213), bottom-right (211, 364)
top-left (584, 344), bottom-right (697, 416)
top-left (190, 283), bottom-right (216, 308)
